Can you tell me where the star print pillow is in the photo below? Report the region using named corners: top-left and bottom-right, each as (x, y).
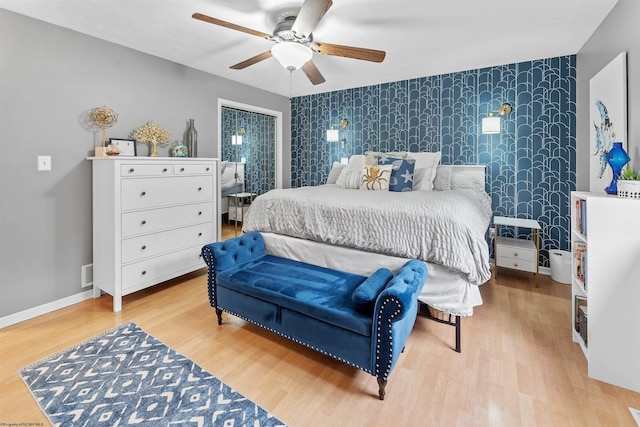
top-left (379, 157), bottom-right (415, 192)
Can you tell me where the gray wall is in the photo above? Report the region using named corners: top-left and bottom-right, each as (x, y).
top-left (576, 0), bottom-right (640, 190)
top-left (0, 9), bottom-right (290, 317)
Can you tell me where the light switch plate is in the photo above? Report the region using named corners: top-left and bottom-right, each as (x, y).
top-left (37, 155), bottom-right (52, 171)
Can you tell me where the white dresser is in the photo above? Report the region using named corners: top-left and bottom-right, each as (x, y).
top-left (90, 157), bottom-right (220, 312)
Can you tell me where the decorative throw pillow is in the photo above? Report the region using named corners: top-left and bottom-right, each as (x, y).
top-left (433, 165), bottom-right (453, 191)
top-left (380, 157), bottom-right (416, 192)
top-left (326, 162), bottom-right (347, 184)
top-left (360, 164), bottom-right (393, 191)
top-left (365, 151), bottom-right (408, 165)
top-left (342, 170), bottom-right (363, 189)
top-left (409, 151), bottom-right (442, 191)
top-left (352, 268), bottom-right (393, 314)
top-left (335, 154), bottom-right (366, 186)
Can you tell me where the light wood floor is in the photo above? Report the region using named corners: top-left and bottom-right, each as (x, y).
top-left (2, 230), bottom-right (639, 426)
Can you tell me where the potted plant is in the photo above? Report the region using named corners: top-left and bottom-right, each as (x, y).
top-left (618, 165), bottom-right (640, 198)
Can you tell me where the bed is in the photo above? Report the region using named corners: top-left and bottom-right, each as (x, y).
top-left (241, 153), bottom-right (493, 350)
top-left (220, 161), bottom-right (245, 215)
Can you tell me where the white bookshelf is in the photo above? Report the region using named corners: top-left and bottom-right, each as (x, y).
top-left (570, 191), bottom-right (640, 393)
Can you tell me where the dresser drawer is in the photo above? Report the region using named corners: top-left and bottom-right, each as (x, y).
top-left (174, 163), bottom-right (215, 175)
top-left (121, 202), bottom-right (213, 237)
top-left (121, 164), bottom-right (172, 177)
top-left (121, 245), bottom-right (205, 292)
top-left (121, 175), bottom-right (213, 210)
top-left (121, 222), bottom-right (214, 263)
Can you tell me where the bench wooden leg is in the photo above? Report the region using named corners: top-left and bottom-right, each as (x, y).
top-left (216, 308), bottom-right (223, 325)
top-left (377, 378), bottom-right (387, 400)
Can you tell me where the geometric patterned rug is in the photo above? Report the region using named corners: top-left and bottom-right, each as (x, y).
top-left (19, 322), bottom-right (287, 427)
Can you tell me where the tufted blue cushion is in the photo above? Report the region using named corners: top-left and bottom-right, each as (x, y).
top-left (351, 268), bottom-right (393, 314)
top-left (208, 231), bottom-right (266, 272)
top-left (379, 157), bottom-right (415, 192)
top-left (216, 254), bottom-right (373, 336)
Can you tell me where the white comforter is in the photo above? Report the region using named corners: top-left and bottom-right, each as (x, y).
top-left (242, 184), bottom-right (493, 286)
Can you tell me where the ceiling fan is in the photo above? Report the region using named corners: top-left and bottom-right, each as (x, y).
top-left (192, 0), bottom-right (386, 85)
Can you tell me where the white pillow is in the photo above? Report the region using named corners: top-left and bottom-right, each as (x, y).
top-left (434, 165), bottom-right (453, 191)
top-left (342, 170), bottom-right (363, 189)
top-left (335, 154), bottom-right (366, 186)
top-left (326, 162), bottom-right (347, 184)
top-left (409, 151), bottom-right (441, 191)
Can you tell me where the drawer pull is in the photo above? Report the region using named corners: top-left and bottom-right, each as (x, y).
top-left (141, 245), bottom-right (146, 250)
top-left (141, 220), bottom-right (146, 225)
top-left (162, 168), bottom-right (168, 173)
top-left (513, 252), bottom-right (519, 257)
top-left (129, 168), bottom-right (135, 173)
top-left (206, 167), bottom-right (210, 171)
top-left (180, 167), bottom-right (185, 172)
top-left (198, 232), bottom-right (203, 237)
top-left (198, 211), bottom-right (202, 216)
top-left (198, 187), bottom-right (202, 191)
top-left (513, 263), bottom-right (519, 267)
top-left (141, 270), bottom-right (147, 275)
top-left (141, 191), bottom-right (146, 196)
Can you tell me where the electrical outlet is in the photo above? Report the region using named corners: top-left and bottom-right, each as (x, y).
top-left (37, 155), bottom-right (52, 171)
top-left (81, 264), bottom-right (93, 288)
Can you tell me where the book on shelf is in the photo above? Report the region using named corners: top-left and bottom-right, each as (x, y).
top-left (579, 305), bottom-right (588, 346)
top-left (574, 295), bottom-right (588, 347)
top-left (574, 199), bottom-right (587, 236)
top-left (573, 241), bottom-right (587, 284)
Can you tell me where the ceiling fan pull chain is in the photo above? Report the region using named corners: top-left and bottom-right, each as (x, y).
top-left (289, 69), bottom-right (293, 99)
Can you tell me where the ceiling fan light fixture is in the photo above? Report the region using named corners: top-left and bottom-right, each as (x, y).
top-left (271, 42), bottom-right (313, 71)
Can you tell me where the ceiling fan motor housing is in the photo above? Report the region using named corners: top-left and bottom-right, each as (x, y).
top-left (273, 16), bottom-right (312, 44)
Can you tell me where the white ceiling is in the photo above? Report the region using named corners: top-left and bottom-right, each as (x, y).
top-left (0, 0), bottom-right (618, 98)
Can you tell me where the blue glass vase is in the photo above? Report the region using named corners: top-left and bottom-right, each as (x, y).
top-left (604, 142), bottom-right (630, 195)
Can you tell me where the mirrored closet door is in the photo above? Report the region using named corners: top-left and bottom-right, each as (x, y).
top-left (218, 100), bottom-right (282, 233)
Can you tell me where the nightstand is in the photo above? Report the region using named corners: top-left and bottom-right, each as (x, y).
top-left (493, 216), bottom-right (541, 286)
top-left (227, 192), bottom-right (256, 225)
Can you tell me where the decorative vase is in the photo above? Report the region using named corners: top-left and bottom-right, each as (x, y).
top-left (173, 140), bottom-right (188, 157)
top-left (186, 119), bottom-right (198, 158)
top-left (604, 142), bottom-right (630, 195)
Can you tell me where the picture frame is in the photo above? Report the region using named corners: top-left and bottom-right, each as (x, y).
top-left (109, 138), bottom-right (137, 156)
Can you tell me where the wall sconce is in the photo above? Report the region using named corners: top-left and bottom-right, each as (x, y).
top-left (232, 127), bottom-right (245, 145)
top-left (482, 103), bottom-right (512, 134)
top-left (327, 119), bottom-right (348, 147)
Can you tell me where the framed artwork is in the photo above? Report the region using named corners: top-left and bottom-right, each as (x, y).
top-left (109, 138), bottom-right (137, 156)
top-left (589, 52), bottom-right (627, 193)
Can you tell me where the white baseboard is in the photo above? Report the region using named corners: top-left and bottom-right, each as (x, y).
top-left (0, 289), bottom-right (94, 329)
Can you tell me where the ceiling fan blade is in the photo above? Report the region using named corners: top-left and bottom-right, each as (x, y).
top-left (192, 12), bottom-right (272, 40)
top-left (291, 0), bottom-right (333, 39)
top-left (312, 42), bottom-right (386, 63)
top-left (302, 60), bottom-right (326, 85)
top-left (230, 51), bottom-right (273, 70)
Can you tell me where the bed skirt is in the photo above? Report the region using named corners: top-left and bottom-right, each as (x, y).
top-left (261, 232), bottom-right (483, 317)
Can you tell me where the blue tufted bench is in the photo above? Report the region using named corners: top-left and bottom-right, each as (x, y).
top-left (201, 232), bottom-right (428, 400)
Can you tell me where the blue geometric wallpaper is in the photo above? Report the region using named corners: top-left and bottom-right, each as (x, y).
top-left (290, 55), bottom-right (576, 268)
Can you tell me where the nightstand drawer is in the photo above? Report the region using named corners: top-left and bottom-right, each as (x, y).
top-left (495, 236), bottom-right (537, 273)
top-left (496, 237), bottom-right (536, 258)
top-left (496, 256), bottom-right (537, 273)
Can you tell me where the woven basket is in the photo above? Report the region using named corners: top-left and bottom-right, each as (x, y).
top-left (617, 180), bottom-right (640, 199)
